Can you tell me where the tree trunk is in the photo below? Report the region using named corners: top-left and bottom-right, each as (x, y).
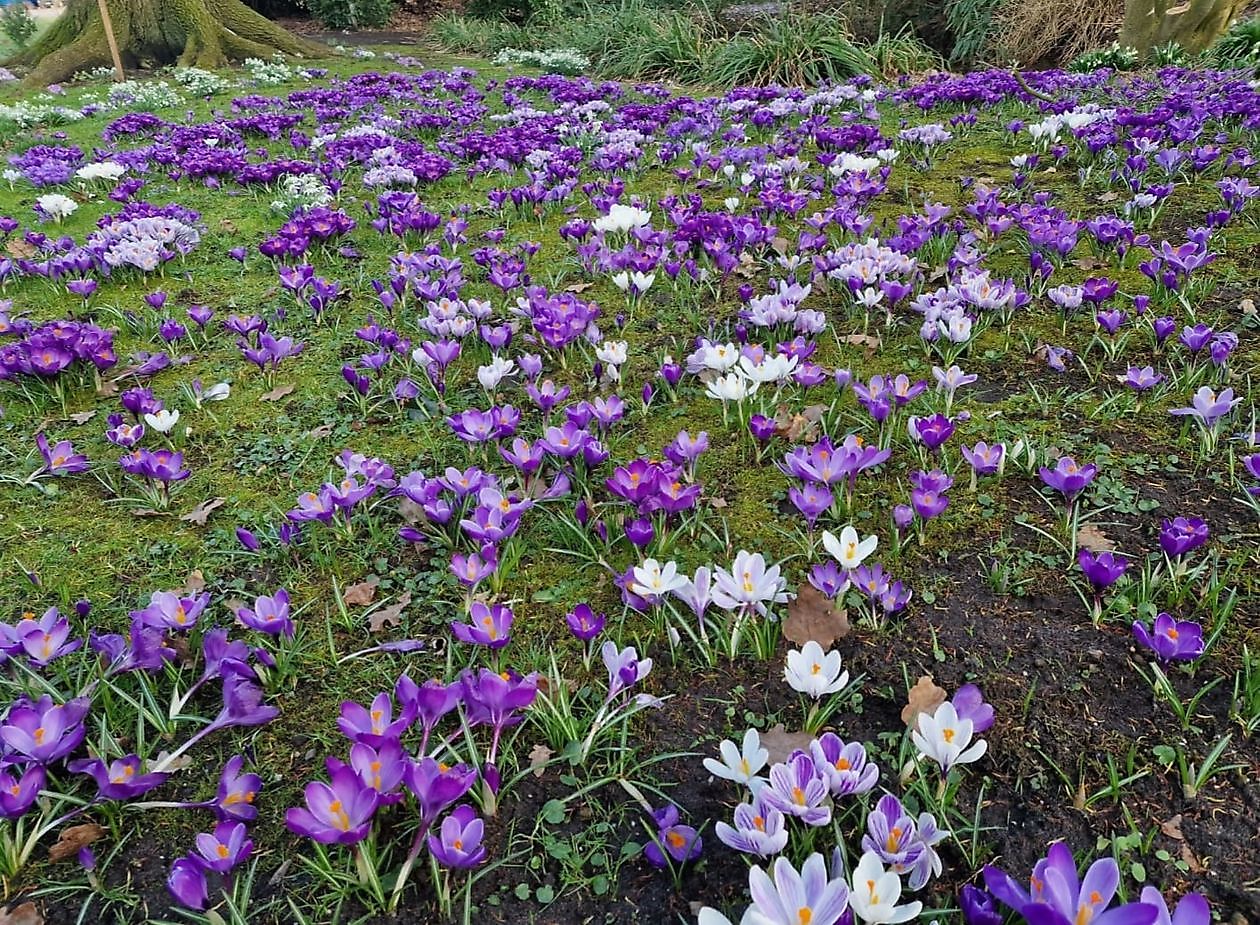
top-left (6, 0), bottom-right (330, 87)
top-left (1120, 0), bottom-right (1244, 55)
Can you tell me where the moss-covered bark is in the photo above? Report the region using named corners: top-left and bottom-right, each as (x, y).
top-left (1120, 0), bottom-right (1245, 54)
top-left (6, 0), bottom-right (330, 87)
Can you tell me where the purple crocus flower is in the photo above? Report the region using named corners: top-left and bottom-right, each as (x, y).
top-left (215, 755), bottom-right (262, 822)
top-left (451, 602), bottom-right (513, 649)
top-left (565, 604), bottom-right (605, 642)
top-left (191, 821), bottom-right (252, 875)
top-left (0, 694), bottom-right (90, 764)
top-left (167, 857), bottom-right (208, 910)
top-left (395, 675), bottom-right (460, 752)
top-left (1169, 386), bottom-right (1241, 427)
top-left (132, 590), bottom-right (209, 632)
top-left (68, 754), bottom-right (169, 800)
top-left (861, 793), bottom-right (947, 889)
top-left (285, 763), bottom-right (380, 845)
top-left (1132, 613), bottom-right (1204, 663)
top-left (714, 791), bottom-right (789, 858)
top-left (983, 842), bottom-right (1158, 925)
top-left (403, 756), bottom-right (477, 825)
top-left (951, 684), bottom-right (994, 734)
top-left (908, 414), bottom-right (955, 451)
top-left (337, 740), bottom-right (408, 805)
top-left (1039, 456), bottom-right (1097, 499)
top-left (235, 588), bottom-right (293, 637)
top-left (761, 752), bottom-right (831, 826)
top-left (961, 886), bottom-right (1004, 925)
top-left (16, 607), bottom-right (81, 666)
top-left (960, 441), bottom-right (1004, 476)
top-left (35, 433), bottom-right (88, 476)
top-left (337, 692), bottom-right (417, 748)
top-left (809, 732), bottom-right (879, 797)
top-left (1121, 366), bottom-right (1163, 391)
top-left (428, 804), bottom-right (487, 868)
top-left (602, 641), bottom-right (652, 701)
top-left (1078, 549), bottom-right (1128, 590)
top-left (643, 804), bottom-right (703, 868)
top-left (1158, 517), bottom-right (1209, 557)
top-left (1138, 888), bottom-right (1209, 925)
top-left (0, 765), bottom-right (46, 818)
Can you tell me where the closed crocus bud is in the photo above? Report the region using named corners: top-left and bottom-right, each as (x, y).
top-left (74, 599), bottom-right (92, 618)
top-left (1133, 294), bottom-right (1150, 315)
top-left (893, 504), bottom-right (915, 533)
top-left (660, 362), bottom-right (682, 386)
top-left (574, 499), bottom-right (590, 526)
top-left (834, 368), bottom-right (853, 390)
top-left (483, 762), bottom-right (501, 795)
top-left (642, 382), bottom-right (654, 407)
top-left (399, 526), bottom-right (426, 544)
top-left (960, 886), bottom-right (1002, 925)
top-left (626, 517), bottom-right (655, 549)
top-left (737, 284), bottom-right (754, 302)
top-left (235, 527), bottom-right (261, 551)
top-left (593, 520), bottom-right (608, 543)
top-left (78, 847), bottom-right (96, 871)
top-left (749, 414), bottom-right (775, 442)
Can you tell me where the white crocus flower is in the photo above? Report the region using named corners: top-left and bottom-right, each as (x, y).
top-left (702, 728), bottom-right (768, 786)
top-left (144, 408), bottom-right (181, 434)
top-left (629, 271), bottom-right (655, 293)
top-left (611, 271), bottom-right (631, 292)
top-left (36, 193), bottom-right (77, 223)
top-left (784, 640), bottom-right (849, 700)
top-left (821, 525), bottom-right (878, 570)
top-left (705, 371), bottom-right (757, 402)
top-left (699, 342), bottom-right (740, 372)
top-left (477, 355), bottom-right (516, 390)
top-left (849, 852), bottom-right (923, 924)
top-left (201, 382), bottom-right (230, 402)
top-left (724, 196), bottom-right (741, 212)
top-left (596, 340), bottom-right (628, 366)
top-left (911, 701), bottom-right (987, 774)
top-left (631, 558), bottom-right (688, 599)
top-left (738, 353), bottom-right (798, 385)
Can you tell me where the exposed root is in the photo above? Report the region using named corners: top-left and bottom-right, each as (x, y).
top-left (24, 31), bottom-right (114, 86)
top-left (205, 0), bottom-right (330, 58)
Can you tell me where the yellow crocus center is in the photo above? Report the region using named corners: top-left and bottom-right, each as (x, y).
top-left (942, 727), bottom-right (956, 743)
top-left (798, 909), bottom-right (813, 925)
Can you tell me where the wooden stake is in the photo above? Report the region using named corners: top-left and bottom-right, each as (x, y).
top-left (95, 0), bottom-right (125, 83)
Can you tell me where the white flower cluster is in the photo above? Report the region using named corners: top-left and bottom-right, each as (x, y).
top-left (269, 174), bottom-right (333, 215)
top-left (75, 162), bottom-right (127, 184)
top-left (245, 57), bottom-right (294, 85)
top-left (35, 193), bottom-right (78, 223)
top-left (174, 67), bottom-right (230, 97)
top-left (103, 79), bottom-right (184, 111)
top-left (0, 102), bottom-right (85, 128)
top-left (491, 47), bottom-right (590, 75)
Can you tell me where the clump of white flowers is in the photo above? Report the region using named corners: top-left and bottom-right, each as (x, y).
top-left (0, 102), bottom-right (85, 128)
top-left (492, 47), bottom-right (590, 75)
top-left (174, 67), bottom-right (230, 96)
top-left (270, 174), bottom-right (333, 215)
top-left (36, 193), bottom-right (78, 223)
top-left (75, 162), bottom-right (127, 185)
top-left (245, 57), bottom-right (294, 85)
top-left (105, 80), bottom-right (184, 111)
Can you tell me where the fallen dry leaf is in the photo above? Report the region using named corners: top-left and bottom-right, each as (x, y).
top-left (528, 743), bottom-right (553, 777)
top-left (131, 509), bottom-right (168, 518)
top-left (68, 410), bottom-right (97, 425)
top-left (563, 281), bottom-right (595, 293)
top-left (773, 404), bottom-right (820, 444)
top-left (369, 591), bottom-right (411, 634)
top-left (1160, 814), bottom-right (1184, 841)
top-left (1075, 523), bottom-right (1116, 553)
top-left (183, 569), bottom-right (206, 594)
top-left (5, 238), bottom-right (36, 259)
top-left (343, 578), bottom-right (379, 606)
top-left (1240, 297), bottom-right (1256, 316)
top-left (770, 236), bottom-right (790, 256)
top-left (842, 332), bottom-right (882, 351)
top-left (260, 383), bottom-right (295, 402)
top-left (901, 675), bottom-right (947, 728)
top-left (761, 724), bottom-right (814, 765)
top-left (48, 823), bottom-right (104, 863)
top-left (152, 751), bottom-right (193, 773)
top-left (709, 496), bottom-right (728, 509)
top-left (783, 585), bottom-right (850, 650)
top-left (0, 902), bottom-right (43, 925)
top-left (1180, 842), bottom-right (1204, 873)
top-left (180, 497), bottom-right (226, 527)
top-left (398, 497), bottom-right (425, 525)
top-left (96, 379), bottom-right (120, 398)
top-left (307, 423), bottom-right (335, 439)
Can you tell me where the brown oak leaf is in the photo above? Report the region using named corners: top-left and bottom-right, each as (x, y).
top-left (901, 675), bottom-right (947, 728)
top-left (1075, 523), bottom-right (1116, 553)
top-left (343, 578), bottom-right (379, 606)
top-left (783, 585), bottom-right (850, 649)
top-left (528, 743), bottom-right (553, 778)
top-left (48, 823), bottom-right (104, 863)
top-left (180, 497), bottom-right (225, 527)
top-left (184, 569), bottom-right (206, 594)
top-left (260, 384), bottom-right (295, 402)
top-left (0, 902), bottom-right (43, 925)
top-left (761, 724), bottom-right (815, 765)
top-left (369, 591), bottom-right (411, 634)
top-left (68, 410), bottom-right (97, 425)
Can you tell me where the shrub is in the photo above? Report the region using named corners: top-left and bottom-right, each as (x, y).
top-left (705, 11), bottom-right (873, 86)
top-left (429, 13), bottom-right (533, 53)
top-left (1, 5), bottom-right (38, 50)
top-left (1204, 16), bottom-right (1260, 71)
top-left (1067, 41), bottom-right (1140, 71)
top-left (867, 26), bottom-right (943, 77)
top-left (305, 0), bottom-right (395, 29)
top-left (945, 0), bottom-right (1003, 65)
top-left (991, 0), bottom-right (1124, 66)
